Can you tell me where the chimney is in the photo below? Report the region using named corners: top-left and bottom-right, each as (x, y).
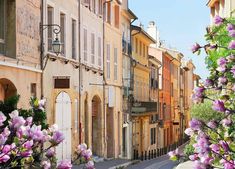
top-left (147, 21), bottom-right (160, 48)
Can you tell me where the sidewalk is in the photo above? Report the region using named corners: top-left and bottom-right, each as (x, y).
top-left (72, 159), bottom-right (140, 169)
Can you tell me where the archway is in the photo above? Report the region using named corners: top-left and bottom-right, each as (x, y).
top-left (92, 95), bottom-right (102, 156)
top-left (0, 78), bottom-right (17, 101)
top-left (55, 92), bottom-right (72, 161)
top-left (84, 95), bottom-right (89, 146)
top-left (107, 106), bottom-right (114, 158)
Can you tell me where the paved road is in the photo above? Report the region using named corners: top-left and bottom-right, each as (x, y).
top-left (127, 143), bottom-right (187, 169)
top-left (126, 155), bottom-right (178, 169)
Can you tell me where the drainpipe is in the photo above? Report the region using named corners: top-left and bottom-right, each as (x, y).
top-left (78, 0), bottom-right (81, 144)
top-left (40, 0), bottom-right (44, 98)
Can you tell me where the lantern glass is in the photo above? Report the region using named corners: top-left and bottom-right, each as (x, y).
top-left (52, 38), bottom-right (62, 56)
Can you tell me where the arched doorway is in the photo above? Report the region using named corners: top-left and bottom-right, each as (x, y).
top-left (107, 106), bottom-right (114, 158)
top-left (0, 78), bottom-right (17, 101)
top-left (92, 95), bottom-right (102, 156)
top-left (55, 92), bottom-right (72, 161)
top-left (84, 95), bottom-right (89, 146)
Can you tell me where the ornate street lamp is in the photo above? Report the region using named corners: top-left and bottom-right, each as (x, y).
top-left (40, 24), bottom-right (62, 56)
top-left (52, 35), bottom-right (62, 56)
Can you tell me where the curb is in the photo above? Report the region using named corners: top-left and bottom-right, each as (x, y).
top-left (108, 160), bottom-right (140, 169)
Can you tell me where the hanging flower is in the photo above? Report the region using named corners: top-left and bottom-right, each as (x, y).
top-left (212, 100), bottom-right (226, 112)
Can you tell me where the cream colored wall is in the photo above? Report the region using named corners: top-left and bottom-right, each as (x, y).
top-left (79, 3), bottom-right (104, 155)
top-left (104, 1), bottom-right (123, 158)
top-left (42, 0), bottom-right (80, 157)
top-left (0, 66), bottom-right (41, 108)
top-left (0, 0), bottom-right (41, 109)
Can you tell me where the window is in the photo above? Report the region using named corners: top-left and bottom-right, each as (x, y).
top-left (0, 0), bottom-right (6, 54)
top-left (98, 0), bottom-right (103, 16)
top-left (72, 19), bottom-right (76, 60)
top-left (106, 44), bottom-right (110, 79)
top-left (30, 83), bottom-right (37, 97)
top-left (114, 5), bottom-right (120, 28)
top-left (139, 41), bottom-right (142, 56)
top-left (47, 6), bottom-right (53, 52)
top-left (0, 0), bottom-right (16, 57)
top-left (135, 38), bottom-right (138, 53)
top-left (91, 0), bottom-right (96, 13)
top-left (98, 37), bottom-right (102, 67)
top-left (114, 47), bottom-right (118, 80)
top-left (60, 13), bottom-right (66, 56)
top-left (150, 128), bottom-right (156, 145)
top-left (91, 33), bottom-right (95, 64)
top-left (106, 2), bottom-right (111, 24)
top-left (143, 44), bottom-right (145, 57)
top-left (83, 28), bottom-right (88, 62)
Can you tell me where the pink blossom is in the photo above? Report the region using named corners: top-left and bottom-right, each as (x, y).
top-left (0, 134), bottom-right (7, 146)
top-left (191, 43), bottom-right (201, 53)
top-left (46, 148), bottom-right (55, 158)
top-left (26, 117), bottom-right (33, 126)
top-left (57, 160), bottom-right (72, 169)
top-left (2, 145), bottom-right (11, 154)
top-left (41, 160), bottom-right (51, 169)
top-left (185, 128), bottom-right (194, 136)
top-left (10, 116), bottom-right (26, 129)
top-left (77, 143), bottom-right (87, 154)
top-left (0, 154), bottom-right (10, 163)
top-left (85, 161), bottom-right (95, 169)
top-left (214, 15), bottom-right (224, 26)
top-left (0, 112), bottom-right (6, 126)
top-left (82, 149), bottom-right (92, 160)
top-left (51, 131), bottom-right (64, 144)
top-left (212, 100), bottom-right (226, 112)
top-left (228, 40), bottom-right (235, 49)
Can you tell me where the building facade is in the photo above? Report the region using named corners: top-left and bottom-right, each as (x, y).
top-left (0, 0), bottom-right (41, 108)
top-left (104, 0), bottom-right (123, 158)
top-left (42, 0), bottom-right (80, 161)
top-left (79, 0), bottom-right (105, 158)
top-left (131, 25), bottom-right (157, 157)
top-left (121, 0), bottom-right (137, 159)
top-left (207, 0), bottom-right (235, 24)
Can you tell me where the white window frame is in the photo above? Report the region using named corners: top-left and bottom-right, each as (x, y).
top-left (83, 28), bottom-right (88, 62)
top-left (106, 44), bottom-right (110, 79)
top-left (0, 0), bottom-right (6, 53)
top-left (91, 32), bottom-right (95, 64)
top-left (60, 12), bottom-right (66, 56)
top-left (98, 37), bottom-right (102, 67)
top-left (72, 19), bottom-right (77, 60)
top-left (47, 6), bottom-right (54, 52)
top-left (114, 47), bottom-right (118, 81)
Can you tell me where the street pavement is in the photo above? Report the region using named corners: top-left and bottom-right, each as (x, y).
top-left (126, 155), bottom-right (178, 169)
top-left (126, 143), bottom-right (187, 169)
top-left (72, 159), bottom-right (132, 169)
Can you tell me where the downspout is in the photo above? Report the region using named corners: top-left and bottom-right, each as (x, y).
top-left (78, 0), bottom-right (82, 144)
top-left (40, 0), bottom-right (44, 98)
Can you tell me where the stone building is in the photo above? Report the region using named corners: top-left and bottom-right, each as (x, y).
top-left (104, 0), bottom-right (123, 158)
top-left (131, 25), bottom-right (157, 157)
top-left (121, 0), bottom-right (137, 159)
top-left (0, 0), bottom-right (41, 108)
top-left (42, 0), bottom-right (79, 161)
top-left (207, 0), bottom-right (235, 24)
top-left (79, 0), bottom-right (105, 159)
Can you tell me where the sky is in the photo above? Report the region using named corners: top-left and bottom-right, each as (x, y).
top-left (129, 0), bottom-right (210, 80)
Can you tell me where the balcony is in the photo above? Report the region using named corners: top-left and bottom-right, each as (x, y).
top-left (132, 101), bottom-right (158, 116)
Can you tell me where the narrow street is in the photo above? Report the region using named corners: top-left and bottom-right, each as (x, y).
top-left (127, 143), bottom-right (186, 169)
top-left (127, 155), bottom-right (178, 169)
